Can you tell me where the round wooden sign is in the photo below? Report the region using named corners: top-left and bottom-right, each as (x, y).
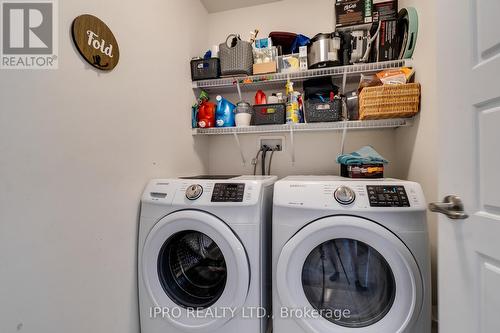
top-left (72, 15), bottom-right (119, 71)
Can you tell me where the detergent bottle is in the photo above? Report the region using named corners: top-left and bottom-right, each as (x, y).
top-left (215, 95), bottom-right (236, 127)
top-left (197, 101), bottom-right (216, 128)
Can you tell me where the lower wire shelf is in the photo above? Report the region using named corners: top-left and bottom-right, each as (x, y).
top-left (191, 118), bottom-right (413, 136)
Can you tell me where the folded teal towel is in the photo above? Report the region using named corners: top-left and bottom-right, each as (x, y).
top-left (337, 146), bottom-right (389, 165)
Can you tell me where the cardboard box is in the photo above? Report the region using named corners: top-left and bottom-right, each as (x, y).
top-left (253, 61), bottom-right (277, 75)
top-left (373, 0), bottom-right (398, 22)
top-left (335, 0), bottom-right (373, 28)
top-left (376, 19), bottom-right (400, 61)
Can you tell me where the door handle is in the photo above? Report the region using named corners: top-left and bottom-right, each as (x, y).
top-left (429, 195), bottom-right (469, 220)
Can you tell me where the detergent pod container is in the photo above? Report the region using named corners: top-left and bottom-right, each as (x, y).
top-left (215, 95), bottom-right (236, 127)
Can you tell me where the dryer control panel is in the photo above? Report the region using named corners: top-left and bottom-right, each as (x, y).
top-left (367, 185), bottom-right (410, 207)
top-left (273, 176), bottom-right (426, 211)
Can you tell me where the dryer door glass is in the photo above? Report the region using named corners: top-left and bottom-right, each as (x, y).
top-left (158, 230), bottom-right (227, 309)
top-left (302, 238), bottom-right (396, 328)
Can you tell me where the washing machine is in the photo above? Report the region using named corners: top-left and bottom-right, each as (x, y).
top-left (273, 176), bottom-right (431, 333)
top-left (139, 176), bottom-right (276, 333)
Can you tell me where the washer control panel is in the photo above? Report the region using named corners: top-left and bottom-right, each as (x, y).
top-left (367, 185), bottom-right (410, 207)
top-left (211, 183), bottom-right (245, 202)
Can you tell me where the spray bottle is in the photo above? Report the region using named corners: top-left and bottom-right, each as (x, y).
top-left (286, 80), bottom-right (300, 124)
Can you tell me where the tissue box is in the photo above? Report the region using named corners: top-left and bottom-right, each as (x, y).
top-left (255, 38), bottom-right (272, 49)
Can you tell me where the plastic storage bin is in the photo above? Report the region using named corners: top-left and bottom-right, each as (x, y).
top-left (278, 54), bottom-right (301, 73)
top-left (190, 58), bottom-right (220, 81)
top-left (253, 103), bottom-right (286, 125)
top-left (304, 98), bottom-right (343, 123)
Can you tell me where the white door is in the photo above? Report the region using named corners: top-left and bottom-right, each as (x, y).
top-left (276, 216), bottom-right (423, 333)
top-left (435, 0), bottom-right (500, 332)
top-left (142, 210), bottom-right (250, 332)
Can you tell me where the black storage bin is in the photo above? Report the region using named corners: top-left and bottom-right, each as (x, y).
top-left (190, 58), bottom-right (220, 81)
top-left (253, 103), bottom-right (286, 125)
top-left (304, 98), bottom-right (343, 123)
top-left (303, 78), bottom-right (339, 97)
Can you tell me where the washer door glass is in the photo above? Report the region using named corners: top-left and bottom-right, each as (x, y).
top-left (158, 230), bottom-right (227, 309)
top-left (302, 238), bottom-right (396, 328)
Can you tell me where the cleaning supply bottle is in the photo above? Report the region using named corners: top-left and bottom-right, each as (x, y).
top-left (255, 90), bottom-right (267, 105)
top-left (286, 80), bottom-right (299, 124)
top-left (197, 101), bottom-right (216, 128)
top-left (192, 90), bottom-right (210, 128)
top-left (215, 95), bottom-right (236, 127)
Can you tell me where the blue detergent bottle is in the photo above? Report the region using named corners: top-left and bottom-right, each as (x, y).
top-left (215, 95), bottom-right (236, 127)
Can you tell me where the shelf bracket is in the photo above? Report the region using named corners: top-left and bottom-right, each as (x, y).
top-left (340, 121), bottom-right (348, 155)
top-left (289, 126), bottom-right (296, 165)
top-left (236, 80), bottom-right (242, 100)
top-left (340, 69), bottom-right (349, 156)
top-left (232, 131), bottom-right (246, 165)
top-left (341, 70), bottom-right (348, 94)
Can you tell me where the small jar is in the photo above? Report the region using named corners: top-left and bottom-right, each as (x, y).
top-left (235, 101), bottom-right (253, 127)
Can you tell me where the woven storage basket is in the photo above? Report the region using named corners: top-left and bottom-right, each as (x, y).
top-left (219, 34), bottom-right (254, 76)
top-left (359, 83), bottom-right (421, 120)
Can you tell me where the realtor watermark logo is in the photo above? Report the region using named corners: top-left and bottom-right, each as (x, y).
top-left (0, 0), bottom-right (58, 69)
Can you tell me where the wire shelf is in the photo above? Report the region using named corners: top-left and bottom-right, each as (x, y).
top-left (192, 118), bottom-right (412, 136)
top-left (192, 59), bottom-right (413, 91)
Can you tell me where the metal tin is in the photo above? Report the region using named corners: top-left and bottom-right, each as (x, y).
top-left (308, 32), bottom-right (342, 69)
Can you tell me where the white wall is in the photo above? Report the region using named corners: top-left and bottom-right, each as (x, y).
top-left (0, 1), bottom-right (208, 332)
top-left (207, 0), bottom-right (334, 43)
top-left (205, 0), bottom-right (403, 178)
top-left (395, 0), bottom-right (439, 312)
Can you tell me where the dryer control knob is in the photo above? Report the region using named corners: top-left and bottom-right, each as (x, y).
top-left (334, 186), bottom-right (356, 205)
top-left (186, 184), bottom-right (203, 200)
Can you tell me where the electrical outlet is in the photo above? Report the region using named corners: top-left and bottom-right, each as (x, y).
top-left (259, 136), bottom-right (284, 151)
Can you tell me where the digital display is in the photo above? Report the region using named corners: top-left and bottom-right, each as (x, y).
top-left (380, 187), bottom-right (398, 194)
top-left (367, 185), bottom-right (410, 207)
top-left (211, 183), bottom-right (245, 202)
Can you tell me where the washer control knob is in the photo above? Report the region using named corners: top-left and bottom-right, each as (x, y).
top-left (334, 186), bottom-right (356, 205)
top-left (186, 184), bottom-right (203, 200)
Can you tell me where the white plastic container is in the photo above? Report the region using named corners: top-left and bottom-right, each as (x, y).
top-left (235, 112), bottom-right (252, 127)
top-left (235, 102), bottom-right (253, 127)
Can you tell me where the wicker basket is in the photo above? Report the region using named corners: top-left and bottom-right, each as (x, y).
top-left (359, 83), bottom-right (421, 120)
top-left (219, 34), bottom-right (254, 76)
